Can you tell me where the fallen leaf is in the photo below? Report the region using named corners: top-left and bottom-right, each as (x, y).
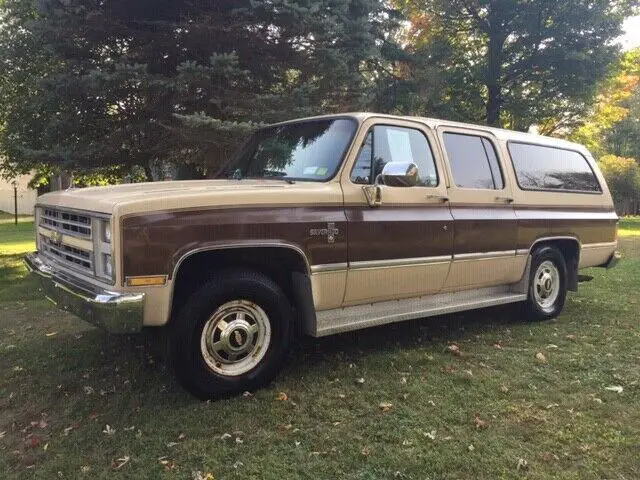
top-left (447, 344), bottom-right (461, 356)
top-left (516, 458), bottom-right (528, 471)
top-left (220, 433), bottom-right (232, 440)
top-left (402, 439), bottom-right (412, 446)
top-left (178, 433), bottom-right (186, 440)
top-left (80, 465), bottom-right (91, 473)
top-left (233, 461), bottom-right (244, 469)
top-left (379, 402), bottom-right (393, 412)
top-left (88, 412), bottom-right (98, 420)
top-left (605, 385), bottom-right (623, 393)
top-left (542, 452), bottom-right (559, 462)
top-left (361, 447), bottom-right (371, 456)
top-left (103, 425), bottom-right (116, 435)
top-left (546, 403), bottom-right (559, 409)
top-left (83, 386), bottom-right (94, 395)
top-left (493, 342), bottom-right (503, 350)
top-left (355, 377), bottom-right (365, 384)
top-left (191, 471), bottom-right (215, 480)
top-left (45, 332), bottom-right (58, 337)
top-left (0, 431), bottom-right (5, 439)
top-left (474, 416), bottom-right (488, 429)
top-left (38, 419), bottom-right (48, 429)
top-left (294, 441), bottom-right (300, 447)
top-left (423, 430), bottom-right (436, 440)
top-left (500, 385), bottom-right (509, 393)
top-left (112, 456), bottom-right (130, 470)
top-left (468, 444), bottom-right (475, 452)
top-left (276, 423), bottom-right (293, 432)
top-left (242, 391), bottom-right (253, 397)
top-left (546, 344), bottom-right (559, 349)
top-left (166, 442), bottom-right (179, 448)
top-left (43, 442), bottom-right (49, 451)
top-left (235, 437), bottom-right (243, 444)
top-left (276, 392), bottom-right (288, 401)
top-left (463, 369), bottom-right (473, 376)
top-left (535, 352), bottom-right (547, 364)
top-left (566, 334), bottom-right (576, 341)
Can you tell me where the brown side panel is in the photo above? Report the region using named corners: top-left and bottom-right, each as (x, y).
top-left (449, 205), bottom-right (517, 254)
top-left (515, 207), bottom-right (618, 250)
top-left (345, 204), bottom-right (453, 262)
top-left (121, 207), bottom-right (347, 278)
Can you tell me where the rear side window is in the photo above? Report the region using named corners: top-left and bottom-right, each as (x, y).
top-left (508, 142), bottom-right (601, 193)
top-left (442, 133), bottom-right (504, 189)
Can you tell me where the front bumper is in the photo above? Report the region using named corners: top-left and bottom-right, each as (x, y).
top-left (24, 252), bottom-right (145, 334)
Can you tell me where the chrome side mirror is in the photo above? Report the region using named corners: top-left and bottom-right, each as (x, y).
top-left (378, 162), bottom-right (420, 187)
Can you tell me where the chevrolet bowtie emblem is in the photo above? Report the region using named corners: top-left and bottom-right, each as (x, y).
top-left (49, 230), bottom-right (63, 245)
top-left (310, 222), bottom-right (339, 244)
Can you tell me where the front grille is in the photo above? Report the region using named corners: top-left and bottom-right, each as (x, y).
top-left (40, 234), bottom-right (93, 273)
top-left (38, 207), bottom-right (95, 276)
top-left (41, 208), bottom-right (92, 239)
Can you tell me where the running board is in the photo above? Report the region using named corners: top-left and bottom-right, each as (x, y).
top-left (314, 286), bottom-right (527, 337)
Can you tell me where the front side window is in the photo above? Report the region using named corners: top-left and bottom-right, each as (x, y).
top-left (443, 132), bottom-right (504, 190)
top-left (350, 125), bottom-right (438, 186)
top-left (223, 118), bottom-right (357, 182)
top-left (508, 142), bottom-right (602, 193)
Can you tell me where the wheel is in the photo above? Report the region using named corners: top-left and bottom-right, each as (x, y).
top-left (524, 246), bottom-right (568, 321)
top-left (171, 269), bottom-right (292, 399)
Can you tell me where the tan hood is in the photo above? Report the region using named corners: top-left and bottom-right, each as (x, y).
top-left (36, 179), bottom-right (343, 216)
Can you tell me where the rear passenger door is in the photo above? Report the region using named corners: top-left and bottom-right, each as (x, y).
top-left (437, 127), bottom-right (521, 290)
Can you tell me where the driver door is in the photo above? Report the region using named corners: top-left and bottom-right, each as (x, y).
top-left (341, 118), bottom-right (454, 306)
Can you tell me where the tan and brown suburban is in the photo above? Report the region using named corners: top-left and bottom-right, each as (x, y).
top-left (26, 113), bottom-right (620, 398)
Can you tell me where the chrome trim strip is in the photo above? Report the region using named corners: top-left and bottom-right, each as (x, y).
top-left (453, 250), bottom-right (515, 261)
top-left (310, 263), bottom-right (348, 274)
top-left (516, 249), bottom-right (529, 256)
top-left (581, 241), bottom-right (617, 249)
top-left (349, 255), bottom-right (452, 270)
top-left (171, 242), bottom-right (312, 280)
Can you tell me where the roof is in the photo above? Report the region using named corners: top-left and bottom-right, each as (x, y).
top-left (271, 112), bottom-right (589, 155)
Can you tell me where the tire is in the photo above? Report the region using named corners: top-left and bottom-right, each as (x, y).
top-left (170, 269), bottom-right (292, 399)
top-left (524, 245), bottom-right (568, 321)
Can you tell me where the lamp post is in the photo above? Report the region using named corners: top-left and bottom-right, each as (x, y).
top-left (11, 180), bottom-right (18, 225)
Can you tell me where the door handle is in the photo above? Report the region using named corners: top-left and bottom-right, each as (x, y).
top-left (427, 195), bottom-right (449, 203)
top-left (496, 197), bottom-right (514, 204)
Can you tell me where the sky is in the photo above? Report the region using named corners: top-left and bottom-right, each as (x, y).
top-left (620, 15), bottom-right (640, 50)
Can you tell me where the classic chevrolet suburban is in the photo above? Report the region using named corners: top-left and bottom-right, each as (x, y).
top-left (25, 113), bottom-right (620, 398)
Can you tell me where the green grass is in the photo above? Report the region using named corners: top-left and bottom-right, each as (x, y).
top-left (1, 221), bottom-right (639, 479)
top-left (0, 212), bottom-right (36, 255)
top-left (618, 216), bottom-right (640, 237)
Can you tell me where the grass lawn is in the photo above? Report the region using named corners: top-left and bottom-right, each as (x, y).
top-left (618, 216), bottom-right (640, 237)
top-left (1, 217), bottom-right (638, 479)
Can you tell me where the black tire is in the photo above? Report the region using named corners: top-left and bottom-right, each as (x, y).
top-left (170, 269), bottom-right (292, 399)
top-left (524, 245), bottom-right (568, 321)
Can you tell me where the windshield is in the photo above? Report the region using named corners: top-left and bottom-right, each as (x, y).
top-left (223, 118), bottom-right (357, 182)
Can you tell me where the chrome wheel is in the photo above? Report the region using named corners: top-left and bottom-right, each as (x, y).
top-left (200, 300), bottom-right (271, 377)
top-left (533, 260), bottom-right (560, 311)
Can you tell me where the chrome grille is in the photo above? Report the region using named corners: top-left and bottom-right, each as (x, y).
top-left (41, 208), bottom-right (92, 239)
top-left (40, 234), bottom-right (93, 273)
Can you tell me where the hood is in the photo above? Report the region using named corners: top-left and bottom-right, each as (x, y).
top-left (36, 179), bottom-right (342, 216)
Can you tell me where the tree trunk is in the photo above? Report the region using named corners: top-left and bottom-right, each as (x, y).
top-left (486, 84), bottom-right (501, 126)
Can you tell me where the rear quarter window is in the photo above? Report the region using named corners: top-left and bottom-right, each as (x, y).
top-left (508, 142), bottom-right (602, 193)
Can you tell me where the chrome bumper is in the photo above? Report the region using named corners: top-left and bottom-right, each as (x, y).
top-left (24, 252), bottom-right (145, 334)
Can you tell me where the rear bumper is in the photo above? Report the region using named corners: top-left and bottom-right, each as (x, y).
top-left (24, 252), bottom-right (145, 334)
top-left (602, 250), bottom-right (621, 269)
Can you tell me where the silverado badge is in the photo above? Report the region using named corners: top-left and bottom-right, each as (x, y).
top-left (310, 222), bottom-right (339, 244)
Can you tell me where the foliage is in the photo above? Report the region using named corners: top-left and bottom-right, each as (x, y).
top-left (0, 0), bottom-right (401, 180)
top-left (598, 155), bottom-right (640, 214)
top-left (570, 49), bottom-right (640, 157)
top-left (392, 0), bottom-right (637, 131)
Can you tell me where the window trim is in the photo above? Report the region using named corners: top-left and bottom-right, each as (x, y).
top-left (441, 131), bottom-right (506, 191)
top-left (507, 140), bottom-right (603, 195)
top-left (348, 123), bottom-right (440, 188)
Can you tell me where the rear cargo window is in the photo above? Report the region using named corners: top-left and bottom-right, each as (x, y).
top-left (508, 142), bottom-right (602, 193)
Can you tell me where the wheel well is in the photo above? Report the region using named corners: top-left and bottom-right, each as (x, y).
top-left (532, 238), bottom-right (580, 291)
top-left (170, 247), bottom-right (314, 328)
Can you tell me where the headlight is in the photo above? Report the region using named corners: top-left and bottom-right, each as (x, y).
top-left (103, 220), bottom-right (112, 243)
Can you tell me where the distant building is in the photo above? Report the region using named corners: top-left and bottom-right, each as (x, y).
top-left (0, 174), bottom-right (38, 215)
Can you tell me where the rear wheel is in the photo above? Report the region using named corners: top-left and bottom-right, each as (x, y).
top-left (524, 246), bottom-right (568, 321)
top-left (171, 269), bottom-right (292, 399)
